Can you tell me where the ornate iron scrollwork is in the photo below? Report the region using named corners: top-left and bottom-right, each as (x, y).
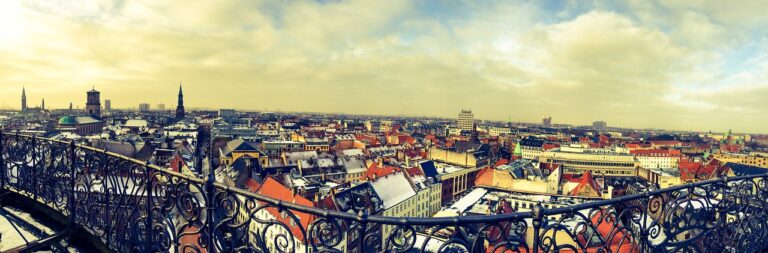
top-left (2, 133), bottom-right (767, 252)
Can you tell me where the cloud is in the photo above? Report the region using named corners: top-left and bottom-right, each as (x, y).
top-left (1, 0), bottom-right (767, 133)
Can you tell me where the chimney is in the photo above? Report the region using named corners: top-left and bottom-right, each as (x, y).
top-left (377, 158), bottom-right (383, 167)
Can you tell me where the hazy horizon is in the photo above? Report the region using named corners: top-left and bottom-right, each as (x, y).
top-left (2, 1), bottom-right (767, 133)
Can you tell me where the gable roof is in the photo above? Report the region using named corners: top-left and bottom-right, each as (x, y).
top-left (369, 172), bottom-right (416, 209)
top-left (248, 177), bottom-right (315, 242)
top-left (222, 139), bottom-right (261, 156)
top-left (362, 162), bottom-right (400, 181)
top-left (568, 171), bottom-right (602, 198)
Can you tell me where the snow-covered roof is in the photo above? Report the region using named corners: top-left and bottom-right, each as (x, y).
top-left (449, 188), bottom-right (488, 214)
top-left (370, 172), bottom-right (416, 209)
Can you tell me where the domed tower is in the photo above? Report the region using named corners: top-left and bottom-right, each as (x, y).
top-left (86, 87), bottom-right (101, 117)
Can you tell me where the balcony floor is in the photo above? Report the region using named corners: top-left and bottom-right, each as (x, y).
top-left (0, 206), bottom-right (80, 252)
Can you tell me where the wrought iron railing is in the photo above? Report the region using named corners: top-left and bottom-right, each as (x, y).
top-left (1, 132), bottom-right (768, 252)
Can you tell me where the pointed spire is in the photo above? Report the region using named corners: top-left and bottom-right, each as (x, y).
top-left (179, 81), bottom-right (183, 95)
top-left (21, 86), bottom-right (27, 111)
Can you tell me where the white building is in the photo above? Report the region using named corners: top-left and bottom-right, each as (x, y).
top-left (488, 126), bottom-right (511, 136)
top-left (631, 150), bottom-right (681, 169)
top-left (369, 171), bottom-right (441, 248)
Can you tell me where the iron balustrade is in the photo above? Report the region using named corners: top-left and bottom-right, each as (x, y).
top-left (1, 132), bottom-right (768, 252)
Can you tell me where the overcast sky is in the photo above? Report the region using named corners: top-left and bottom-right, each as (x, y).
top-left (1, 0), bottom-right (767, 133)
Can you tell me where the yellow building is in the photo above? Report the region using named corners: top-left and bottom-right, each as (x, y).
top-left (219, 139), bottom-right (268, 167)
top-left (304, 137), bottom-right (330, 152)
top-left (428, 147), bottom-right (478, 168)
top-left (637, 167), bottom-right (682, 188)
top-left (712, 153), bottom-right (768, 168)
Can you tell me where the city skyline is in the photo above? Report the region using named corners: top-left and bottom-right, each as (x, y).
top-left (1, 0), bottom-right (768, 133)
top-left (2, 85), bottom-right (761, 135)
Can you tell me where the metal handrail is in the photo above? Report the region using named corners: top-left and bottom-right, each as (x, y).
top-left (2, 132), bottom-right (767, 253)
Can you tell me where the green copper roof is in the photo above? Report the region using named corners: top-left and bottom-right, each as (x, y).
top-left (58, 116), bottom-right (76, 125)
top-left (514, 141), bottom-right (522, 156)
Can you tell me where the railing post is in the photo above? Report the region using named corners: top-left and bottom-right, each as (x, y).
top-left (205, 159), bottom-right (216, 253)
top-left (145, 160), bottom-right (153, 253)
top-left (31, 135), bottom-right (38, 200)
top-left (356, 211), bottom-right (369, 253)
top-left (531, 203), bottom-right (544, 253)
top-left (68, 141), bottom-right (77, 229)
top-left (0, 132), bottom-right (5, 190)
top-left (104, 151), bottom-right (111, 246)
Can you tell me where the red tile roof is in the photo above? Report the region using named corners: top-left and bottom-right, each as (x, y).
top-left (362, 162), bottom-right (400, 181)
top-left (248, 177), bottom-right (315, 242)
top-left (168, 154), bottom-right (187, 173)
top-left (542, 143), bottom-right (560, 151)
top-left (474, 167), bottom-right (515, 190)
top-left (492, 158), bottom-right (509, 168)
top-left (397, 135), bottom-right (416, 145)
top-left (355, 134), bottom-right (380, 146)
top-left (405, 167), bottom-right (425, 177)
top-left (568, 171), bottom-right (602, 198)
top-left (679, 160), bottom-right (726, 181)
top-left (475, 167), bottom-right (495, 187)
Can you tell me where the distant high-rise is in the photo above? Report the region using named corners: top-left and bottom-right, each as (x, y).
top-left (542, 116), bottom-right (552, 127)
top-left (21, 87), bottom-right (27, 111)
top-left (458, 109), bottom-right (473, 132)
top-left (139, 103), bottom-right (151, 112)
top-left (157, 104), bottom-right (165, 111)
top-left (105, 99), bottom-right (111, 111)
top-left (69, 102), bottom-right (73, 111)
top-left (176, 83), bottom-right (185, 119)
top-left (593, 121), bottom-right (607, 130)
top-left (86, 87), bottom-right (101, 117)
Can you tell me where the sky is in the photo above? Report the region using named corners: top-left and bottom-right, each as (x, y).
top-left (1, 0), bottom-right (768, 133)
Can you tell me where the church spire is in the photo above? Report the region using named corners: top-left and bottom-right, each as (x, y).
top-left (21, 86), bottom-right (27, 111)
top-left (176, 81), bottom-right (185, 119)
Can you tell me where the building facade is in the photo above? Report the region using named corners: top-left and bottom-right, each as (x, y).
top-left (458, 109), bottom-right (473, 132)
top-left (539, 146), bottom-right (639, 177)
top-left (86, 88), bottom-right (101, 117)
top-left (631, 149), bottom-right (681, 169)
top-left (712, 153), bottom-right (768, 168)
